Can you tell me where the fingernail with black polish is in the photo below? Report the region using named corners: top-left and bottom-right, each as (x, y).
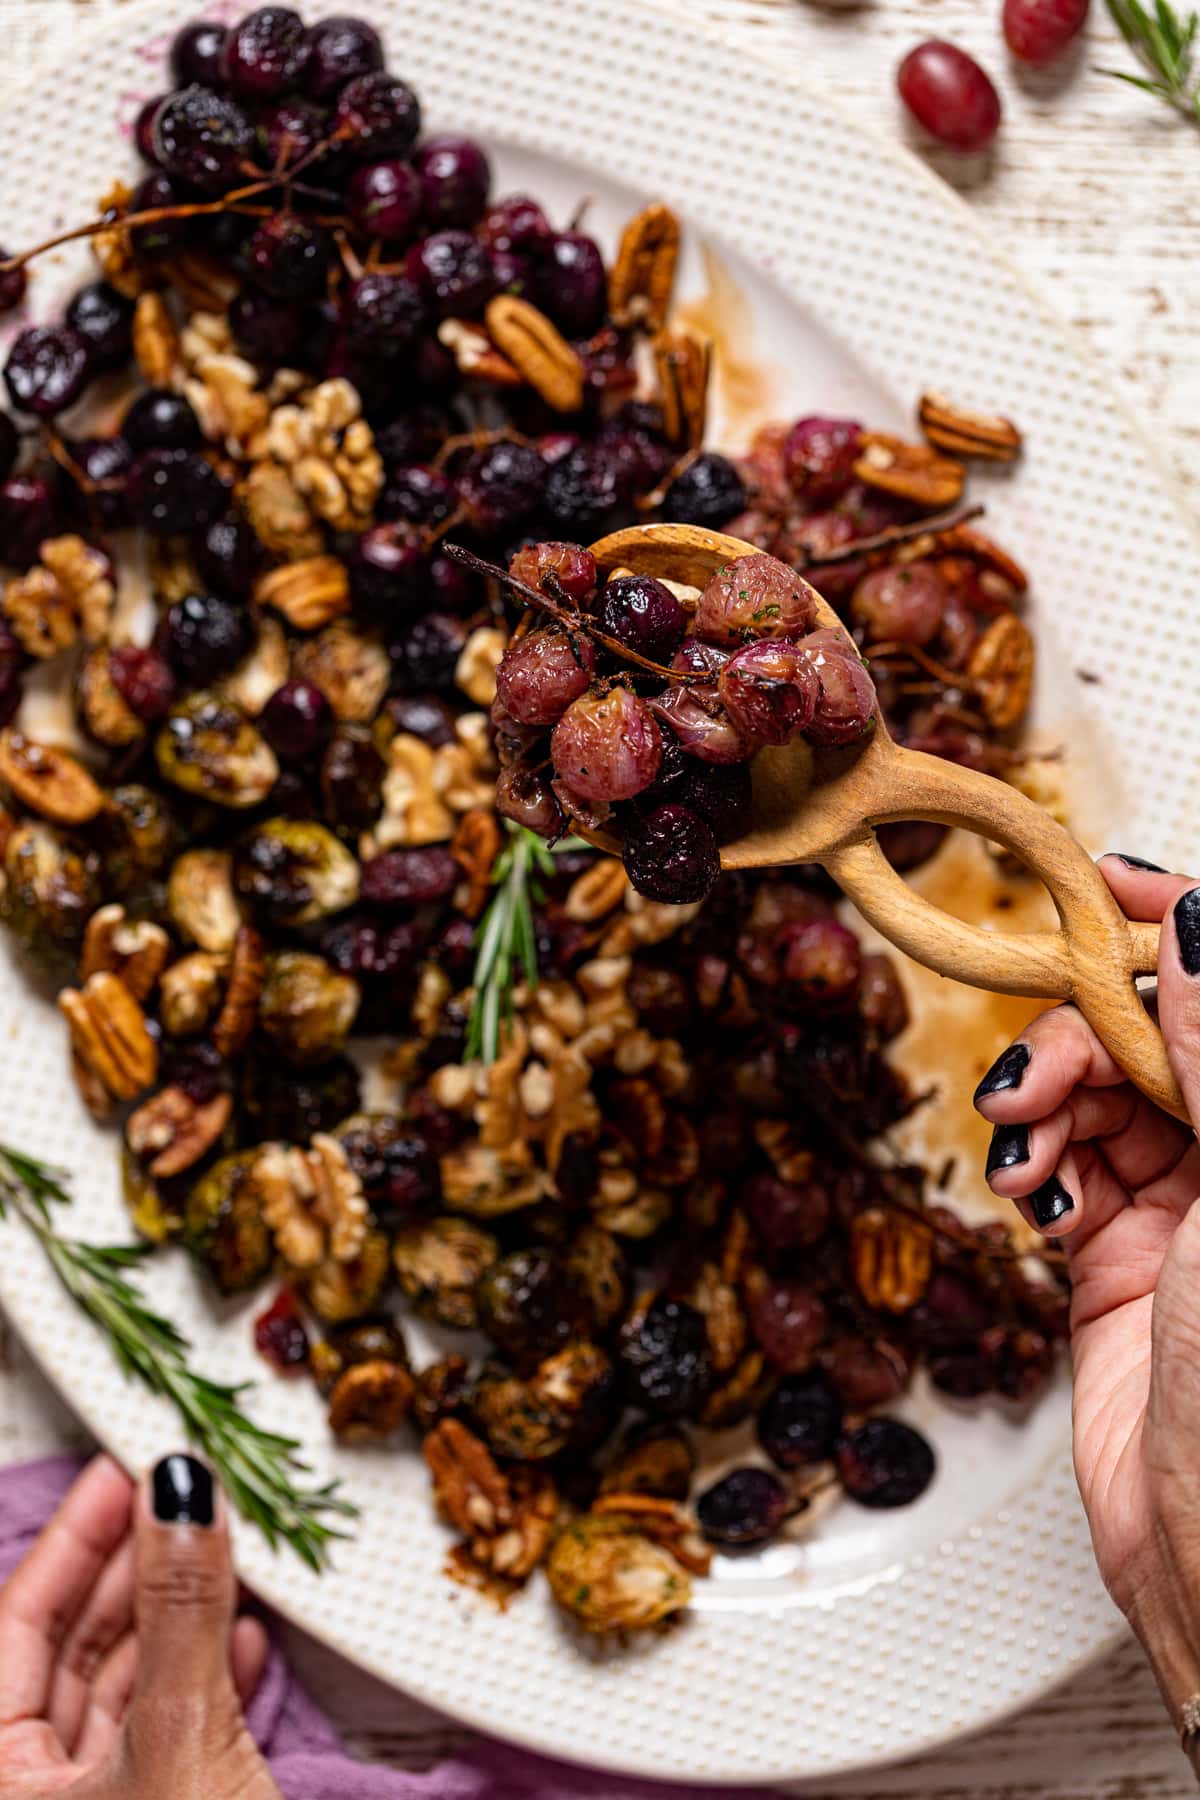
top-left (1030, 1175), bottom-right (1075, 1231)
top-left (1175, 889), bottom-right (1200, 977)
top-left (986, 1122), bottom-right (1029, 1177)
top-left (973, 1042), bottom-right (1031, 1105)
top-left (153, 1453), bottom-right (214, 1526)
top-left (1114, 854), bottom-right (1167, 874)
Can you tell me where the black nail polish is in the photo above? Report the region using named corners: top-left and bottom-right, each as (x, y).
top-left (973, 1042), bottom-right (1030, 1105)
top-left (153, 1454), bottom-right (214, 1526)
top-left (1176, 890), bottom-right (1200, 977)
top-left (1030, 1175), bottom-right (1074, 1230)
top-left (986, 1122), bottom-right (1030, 1177)
top-left (1115, 854), bottom-right (1167, 873)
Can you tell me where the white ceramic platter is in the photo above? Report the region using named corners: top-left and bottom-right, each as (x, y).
top-left (1, 0), bottom-right (1197, 1781)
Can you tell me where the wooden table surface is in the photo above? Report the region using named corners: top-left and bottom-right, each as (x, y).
top-left (1, 0), bottom-right (1197, 1793)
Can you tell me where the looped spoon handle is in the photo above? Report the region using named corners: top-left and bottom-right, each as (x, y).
top-left (589, 523), bottom-right (1182, 1122)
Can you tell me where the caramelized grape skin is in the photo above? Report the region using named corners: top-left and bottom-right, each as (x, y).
top-left (694, 553), bottom-right (818, 647)
top-left (508, 540), bottom-right (597, 605)
top-left (599, 575), bottom-right (687, 665)
top-left (797, 629), bottom-right (877, 747)
top-left (550, 686), bottom-right (663, 803)
top-left (852, 563), bottom-right (946, 647)
top-left (1003, 0), bottom-right (1088, 65)
top-left (897, 41), bottom-right (1002, 153)
top-left (649, 684), bottom-right (755, 766)
top-left (494, 627), bottom-right (596, 727)
top-left (719, 640), bottom-right (819, 747)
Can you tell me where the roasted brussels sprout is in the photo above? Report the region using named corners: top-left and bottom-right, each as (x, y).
top-left (393, 1217), bottom-right (498, 1329)
top-left (599, 1424), bottom-right (695, 1501)
top-left (334, 1112), bottom-right (440, 1224)
top-left (311, 1315), bottom-right (411, 1396)
top-left (327, 1360), bottom-right (415, 1442)
top-left (0, 822), bottom-right (100, 959)
top-left (95, 784), bottom-right (179, 896)
top-left (167, 848), bottom-right (244, 952)
top-left (475, 1249), bottom-right (586, 1369)
top-left (234, 818), bottom-right (360, 928)
top-left (241, 1052), bottom-right (362, 1142)
top-left (471, 1342), bottom-right (615, 1461)
top-left (185, 1150), bottom-right (273, 1295)
top-left (412, 1353), bottom-right (472, 1433)
top-left (546, 1514), bottom-right (692, 1634)
top-left (155, 692), bottom-right (279, 808)
top-left (259, 950), bottom-right (360, 1066)
top-left (620, 1297), bottom-right (712, 1420)
top-left (302, 1229), bottom-right (390, 1324)
top-left (121, 1143), bottom-right (185, 1245)
top-left (565, 1226), bottom-right (629, 1335)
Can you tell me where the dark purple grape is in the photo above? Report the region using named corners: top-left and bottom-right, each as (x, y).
top-left (837, 1419), bottom-right (936, 1508)
top-left (406, 230), bottom-right (497, 318)
top-left (495, 627), bottom-right (595, 727)
top-left (109, 645), bottom-right (176, 722)
top-left (64, 435), bottom-right (134, 528)
top-left (671, 759), bottom-right (751, 843)
top-left (123, 388), bottom-right (202, 453)
top-left (220, 7), bottom-right (308, 100)
top-left (621, 802), bottom-right (720, 904)
top-left (125, 171), bottom-right (191, 263)
top-left (697, 1468), bottom-right (789, 1547)
top-left (194, 512), bottom-right (261, 599)
top-left (459, 440), bottom-right (545, 535)
top-left (341, 1124), bottom-right (438, 1224)
top-left (0, 413), bottom-right (18, 484)
top-left (720, 640), bottom-right (819, 747)
top-left (415, 134), bottom-right (491, 229)
top-left (776, 918), bottom-right (861, 1007)
top-left (342, 272), bottom-right (425, 357)
top-left (621, 1297), bottom-right (711, 1419)
top-left (782, 416), bottom-right (862, 506)
top-left (152, 86), bottom-right (254, 193)
top-left (0, 630), bottom-right (24, 727)
top-left (360, 845), bottom-right (458, 905)
top-left (599, 574), bottom-right (687, 665)
top-left (0, 471), bottom-right (60, 567)
top-left (662, 452), bottom-right (747, 530)
top-left (543, 444), bottom-right (621, 534)
top-left (495, 762), bottom-right (565, 837)
top-left (254, 1288), bottom-right (310, 1373)
top-left (335, 71), bottom-right (421, 160)
top-left (320, 727), bottom-right (384, 828)
top-left (257, 96), bottom-right (327, 171)
top-left (164, 592), bottom-right (253, 684)
top-left (348, 160), bottom-right (423, 241)
top-left (390, 611), bottom-right (467, 691)
top-left (170, 19), bottom-right (228, 86)
top-left (127, 449), bottom-right (229, 535)
top-left (747, 1276), bottom-right (828, 1372)
top-left (552, 687), bottom-right (662, 803)
top-left (4, 326), bottom-right (92, 419)
top-left (347, 521), bottom-right (426, 622)
top-left (0, 253), bottom-right (27, 316)
top-left (758, 1372), bottom-right (842, 1469)
top-left (386, 692), bottom-right (456, 746)
top-left (744, 1172), bottom-right (830, 1251)
top-left (65, 282), bottom-right (135, 372)
top-left (427, 549), bottom-right (475, 612)
top-left (247, 211), bottom-right (332, 299)
top-left (378, 463), bottom-right (454, 526)
top-left (228, 289), bottom-right (307, 365)
top-left (600, 412), bottom-right (674, 495)
top-left (375, 405), bottom-right (453, 467)
top-left (929, 1349), bottom-right (993, 1399)
top-left (537, 231), bottom-right (606, 336)
top-left (304, 15), bottom-right (384, 99)
top-left (260, 678), bottom-right (334, 761)
top-left (322, 911), bottom-right (418, 980)
top-left (479, 193), bottom-right (551, 253)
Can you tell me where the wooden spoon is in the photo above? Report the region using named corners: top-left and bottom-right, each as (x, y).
top-left (589, 522), bottom-right (1180, 1120)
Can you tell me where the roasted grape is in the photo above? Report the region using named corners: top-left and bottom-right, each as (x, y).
top-left (836, 1418), bottom-right (936, 1508)
top-left (622, 803), bottom-right (720, 905)
top-left (494, 627), bottom-right (596, 727)
top-left (697, 1467), bottom-right (789, 1547)
top-left (718, 640), bottom-right (819, 746)
top-left (551, 686), bottom-right (662, 803)
top-left (757, 1371), bottom-right (842, 1468)
top-left (694, 553), bottom-right (818, 646)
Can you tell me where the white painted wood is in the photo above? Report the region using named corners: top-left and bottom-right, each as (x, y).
top-left (1, 0), bottom-right (1197, 1789)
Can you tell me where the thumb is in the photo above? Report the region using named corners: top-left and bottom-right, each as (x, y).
top-left (129, 1454), bottom-right (238, 1712)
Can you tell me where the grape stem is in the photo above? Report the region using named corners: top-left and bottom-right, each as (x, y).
top-left (798, 501), bottom-right (985, 568)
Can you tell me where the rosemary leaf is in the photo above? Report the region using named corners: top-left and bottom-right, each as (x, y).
top-left (1102, 0), bottom-right (1200, 116)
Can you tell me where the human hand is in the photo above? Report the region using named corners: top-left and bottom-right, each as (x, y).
top-left (975, 856), bottom-right (1200, 1763)
top-left (0, 1452), bottom-right (282, 1800)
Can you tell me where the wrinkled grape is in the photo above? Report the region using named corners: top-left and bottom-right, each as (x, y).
top-left (719, 639), bottom-right (819, 746)
top-left (697, 1467), bottom-right (789, 1547)
top-left (694, 553), bottom-right (818, 646)
top-left (837, 1418), bottom-right (936, 1507)
top-left (551, 686), bottom-right (662, 803)
top-left (797, 629), bottom-right (878, 747)
top-left (622, 803), bottom-right (721, 905)
top-left (494, 627), bottom-right (596, 727)
top-left (757, 1371), bottom-right (842, 1468)
top-left (782, 416), bottom-right (861, 506)
top-left (649, 684), bottom-right (756, 766)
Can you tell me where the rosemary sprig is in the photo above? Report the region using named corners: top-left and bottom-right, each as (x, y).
top-left (1100, 1), bottom-right (1200, 122)
top-left (466, 823), bottom-right (583, 1064)
top-left (0, 1146), bottom-right (356, 1569)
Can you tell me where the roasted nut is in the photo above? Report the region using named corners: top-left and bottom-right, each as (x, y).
top-left (240, 461), bottom-right (323, 559)
top-left (211, 924), bottom-right (264, 1057)
top-left (77, 649), bottom-right (143, 747)
top-left (293, 621), bottom-right (390, 723)
top-left (609, 203), bottom-right (680, 333)
top-left (81, 904), bottom-right (169, 1000)
top-left (254, 1134), bottom-right (369, 1268)
top-left (564, 859), bottom-right (628, 923)
top-left (328, 1359), bottom-right (416, 1442)
top-left (254, 556), bottom-right (350, 631)
top-left (159, 952), bottom-right (226, 1036)
top-left (126, 1084), bottom-right (233, 1178)
top-left (854, 432), bottom-right (965, 510)
top-left (485, 295), bottom-right (584, 413)
top-left (40, 538), bottom-right (116, 644)
top-left (450, 806), bottom-right (501, 919)
top-left (918, 391), bottom-right (1022, 462)
top-left (161, 249), bottom-right (241, 313)
top-left (653, 329), bottom-right (711, 450)
top-left (850, 1206), bottom-right (934, 1314)
top-left (968, 613), bottom-right (1034, 730)
top-left (167, 849), bottom-right (244, 952)
top-left (132, 291), bottom-right (182, 387)
top-left (935, 523), bottom-right (1028, 596)
top-left (156, 693), bottom-right (279, 808)
top-left (185, 351), bottom-right (269, 453)
top-left (437, 317), bottom-right (522, 386)
top-left (425, 1417), bottom-right (513, 1536)
top-left (60, 971), bottom-right (158, 1116)
top-left (455, 626), bottom-right (506, 707)
top-left (601, 1425), bottom-right (694, 1500)
top-left (374, 733), bottom-right (455, 848)
top-left (546, 1513), bottom-right (692, 1634)
top-left (0, 732), bottom-right (103, 827)
top-left (262, 378), bottom-right (382, 530)
top-left (4, 566), bottom-right (76, 659)
top-left (302, 1228), bottom-right (389, 1323)
top-left (217, 615), bottom-right (289, 717)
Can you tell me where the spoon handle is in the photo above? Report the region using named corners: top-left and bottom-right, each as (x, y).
top-left (826, 743), bottom-right (1181, 1119)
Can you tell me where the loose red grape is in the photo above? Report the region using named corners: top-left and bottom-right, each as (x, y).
top-left (1003, 0), bottom-right (1088, 65)
top-left (494, 627), bottom-right (596, 727)
top-left (746, 1274), bottom-right (829, 1372)
top-left (852, 563), bottom-right (946, 646)
top-left (719, 640), bottom-right (819, 746)
top-left (775, 918), bottom-right (861, 1007)
top-left (782, 416), bottom-right (862, 506)
top-left (797, 628), bottom-right (878, 746)
top-left (897, 40), bottom-right (1002, 153)
top-left (551, 686), bottom-right (663, 802)
top-left (694, 553), bottom-right (818, 647)
top-left (744, 1171), bottom-right (831, 1250)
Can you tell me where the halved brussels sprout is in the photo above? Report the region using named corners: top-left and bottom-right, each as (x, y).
top-left (1, 821), bottom-right (100, 959)
top-left (546, 1514), bottom-right (692, 1634)
top-left (185, 1150), bottom-right (273, 1295)
top-left (565, 1226), bottom-right (630, 1335)
top-left (471, 1342), bottom-right (615, 1462)
top-left (121, 1143), bottom-right (185, 1245)
top-left (259, 950), bottom-right (359, 1066)
top-left (327, 1360), bottom-right (415, 1442)
top-left (234, 818), bottom-right (360, 928)
top-left (475, 1249), bottom-right (585, 1369)
top-left (302, 1229), bottom-right (390, 1324)
top-left (96, 785), bottom-right (179, 897)
top-left (155, 692), bottom-right (279, 808)
top-left (167, 848), bottom-right (244, 952)
top-left (393, 1217), bottom-right (498, 1330)
top-left (292, 621), bottom-right (390, 723)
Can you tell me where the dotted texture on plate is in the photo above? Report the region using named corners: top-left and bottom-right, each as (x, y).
top-left (0, 0), bottom-right (1179, 1781)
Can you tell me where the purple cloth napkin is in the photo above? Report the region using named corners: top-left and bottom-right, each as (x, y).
top-left (0, 1454), bottom-right (770, 1800)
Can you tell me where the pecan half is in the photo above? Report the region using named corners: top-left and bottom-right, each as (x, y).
top-left (854, 432), bottom-right (965, 510)
top-left (328, 1360), bottom-right (415, 1442)
top-left (211, 923), bottom-right (264, 1057)
top-left (485, 295), bottom-right (584, 413)
top-left (0, 731), bottom-right (104, 826)
top-left (126, 1084), bottom-right (233, 1178)
top-left (652, 329), bottom-right (711, 450)
top-left (564, 859), bottom-right (628, 923)
top-left (850, 1206), bottom-right (933, 1314)
top-left (59, 972), bottom-right (158, 1116)
top-left (254, 555), bottom-right (350, 630)
top-left (437, 317), bottom-right (522, 386)
top-left (919, 391), bottom-right (1022, 463)
top-left (609, 202), bottom-right (680, 333)
top-left (968, 612), bottom-right (1034, 730)
top-left (81, 905), bottom-right (169, 1001)
top-left (425, 1418), bottom-right (514, 1536)
top-left (450, 806), bottom-right (501, 919)
top-left (132, 291), bottom-right (182, 387)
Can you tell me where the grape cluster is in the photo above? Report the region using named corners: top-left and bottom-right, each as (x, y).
top-left (493, 546), bottom-right (876, 904)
